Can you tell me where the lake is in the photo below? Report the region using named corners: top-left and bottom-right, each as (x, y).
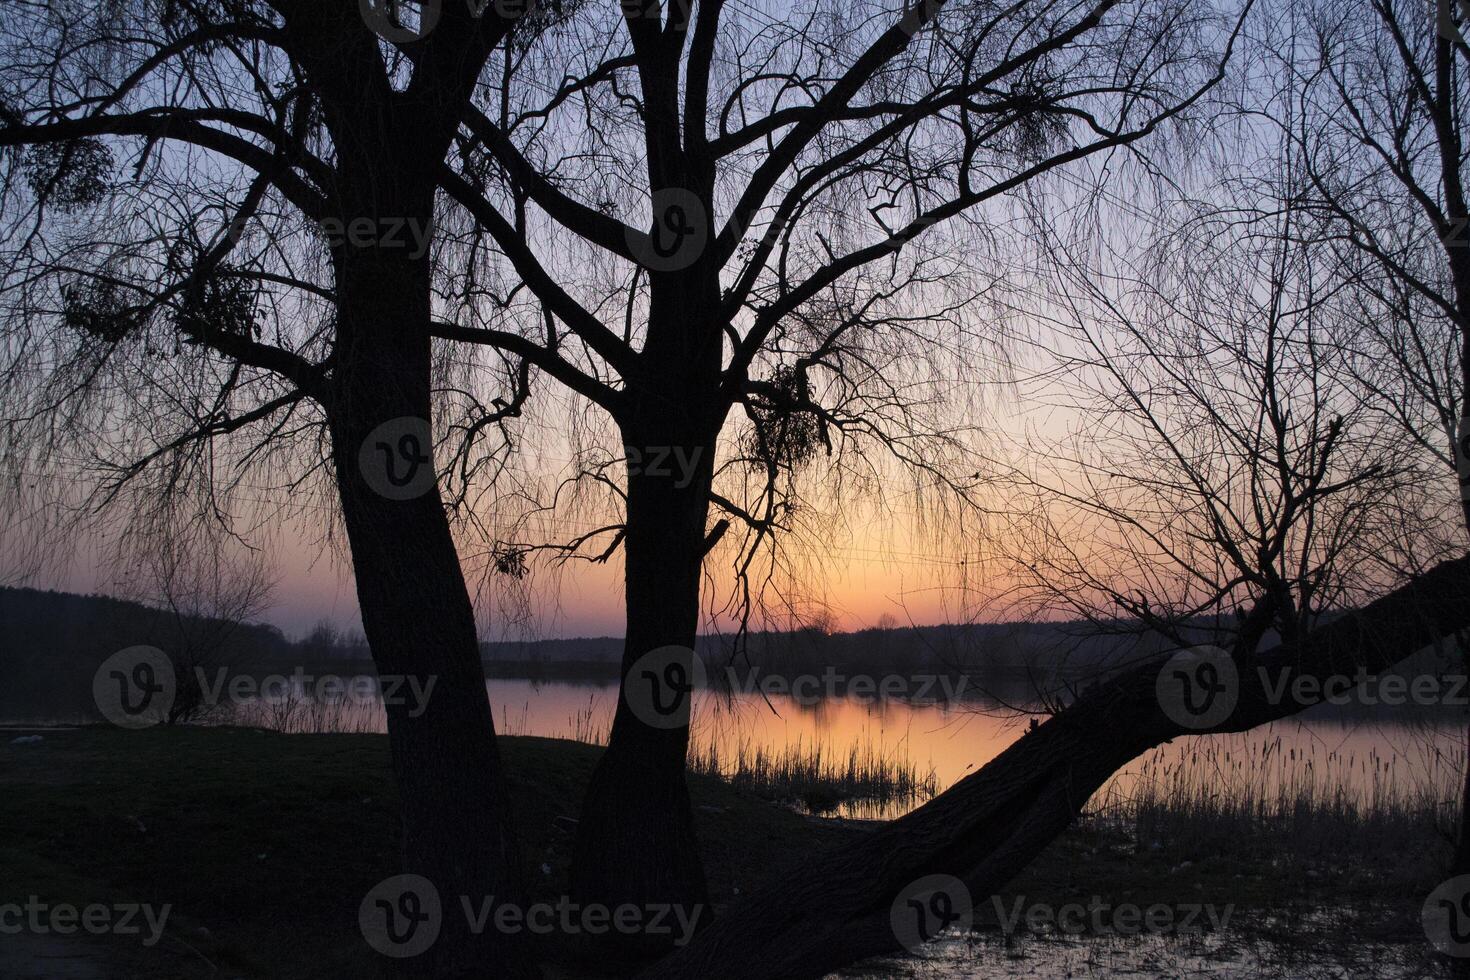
top-left (217, 675), bottom-right (1468, 821)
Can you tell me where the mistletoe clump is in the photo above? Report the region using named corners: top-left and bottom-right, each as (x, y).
top-left (510, 0), bottom-right (593, 51)
top-left (61, 278), bottom-right (142, 343)
top-left (491, 546), bottom-right (529, 580)
top-left (170, 267), bottom-right (260, 341)
top-left (744, 365), bottom-right (825, 470)
top-left (1006, 76), bottom-right (1069, 162)
top-left (23, 138), bottom-right (114, 212)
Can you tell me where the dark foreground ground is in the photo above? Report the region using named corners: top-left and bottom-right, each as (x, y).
top-left (0, 727), bottom-right (1454, 978)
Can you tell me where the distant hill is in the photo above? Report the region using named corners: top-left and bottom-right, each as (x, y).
top-left (1, 585), bottom-right (292, 659)
top-left (0, 586), bottom-right (299, 723)
top-left (3, 585), bottom-right (1460, 719)
top-left (1, 584), bottom-right (1175, 676)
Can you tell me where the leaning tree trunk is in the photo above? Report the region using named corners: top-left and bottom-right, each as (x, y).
top-left (639, 556), bottom-right (1470, 980)
top-left (330, 240), bottom-right (536, 979)
top-left (570, 432), bottom-right (716, 951)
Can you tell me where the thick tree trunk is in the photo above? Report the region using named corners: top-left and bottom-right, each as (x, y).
top-left (569, 252), bottom-right (724, 951)
top-left (570, 442), bottom-right (715, 952)
top-left (330, 244), bottom-right (536, 978)
top-left (640, 556), bottom-right (1470, 980)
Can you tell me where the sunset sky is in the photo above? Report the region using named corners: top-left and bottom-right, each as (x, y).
top-left (12, 452), bottom-right (990, 641)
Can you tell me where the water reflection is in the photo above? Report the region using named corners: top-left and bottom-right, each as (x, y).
top-left (7, 663), bottom-right (1462, 821)
top-left (226, 677), bottom-right (1468, 821)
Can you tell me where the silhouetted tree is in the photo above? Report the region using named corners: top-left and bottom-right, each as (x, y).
top-left (0, 0), bottom-right (1255, 951)
top-left (119, 513), bottom-right (277, 723)
top-left (8, 5), bottom-right (1470, 978)
top-left (1259, 3), bottom-right (1470, 972)
top-left (1, 3), bottom-right (543, 974)
top-left (1272, 0), bottom-right (1470, 539)
top-left (987, 181), bottom-right (1437, 674)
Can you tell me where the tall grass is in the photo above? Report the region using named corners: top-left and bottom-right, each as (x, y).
top-left (1087, 733), bottom-right (1462, 872)
top-left (215, 692), bottom-right (384, 734)
top-left (686, 734), bottom-right (939, 817)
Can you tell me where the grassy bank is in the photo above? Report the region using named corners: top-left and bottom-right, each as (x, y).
top-left (0, 726), bottom-right (1456, 978)
top-left (0, 726), bottom-right (861, 979)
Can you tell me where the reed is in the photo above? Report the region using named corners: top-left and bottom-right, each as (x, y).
top-left (1086, 732), bottom-right (1462, 871)
top-left (685, 733), bottom-right (939, 817)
